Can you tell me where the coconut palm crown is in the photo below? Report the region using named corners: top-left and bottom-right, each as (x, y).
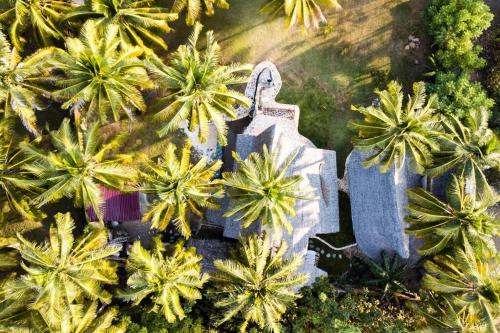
top-left (261, 0), bottom-right (342, 30)
top-left (223, 145), bottom-right (313, 237)
top-left (406, 175), bottom-right (498, 257)
top-left (64, 0), bottom-right (178, 52)
top-left (171, 0), bottom-right (229, 26)
top-left (212, 233), bottom-right (308, 333)
top-left (0, 0), bottom-right (74, 51)
top-left (20, 118), bottom-right (136, 221)
top-left (141, 141), bottom-right (223, 238)
top-left (0, 118), bottom-right (43, 221)
top-left (427, 108), bottom-right (499, 199)
top-left (0, 30), bottom-right (49, 135)
top-left (147, 23), bottom-right (252, 145)
top-left (422, 240), bottom-right (499, 333)
top-left (118, 237), bottom-right (208, 323)
top-left (349, 81), bottom-right (440, 174)
top-left (42, 20), bottom-right (154, 124)
top-left (0, 213), bottom-right (121, 328)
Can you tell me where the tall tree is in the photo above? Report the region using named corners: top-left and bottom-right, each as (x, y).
top-left (212, 233), bottom-right (308, 333)
top-left (261, 0), bottom-right (342, 30)
top-left (147, 23), bottom-right (251, 145)
top-left (406, 175), bottom-right (498, 256)
top-left (0, 30), bottom-right (49, 135)
top-left (0, 118), bottom-right (43, 221)
top-left (140, 141), bottom-right (223, 238)
top-left (171, 0), bottom-right (229, 26)
top-left (349, 81), bottom-right (440, 174)
top-left (421, 240), bottom-right (499, 333)
top-left (64, 0), bottom-right (178, 52)
top-left (427, 108), bottom-right (499, 199)
top-left (118, 237), bottom-right (208, 323)
top-left (223, 145), bottom-right (312, 237)
top-left (0, 0), bottom-right (74, 51)
top-left (20, 118), bottom-right (136, 221)
top-left (4, 301), bottom-right (127, 333)
top-left (41, 20), bottom-right (153, 125)
top-left (0, 213), bottom-right (120, 328)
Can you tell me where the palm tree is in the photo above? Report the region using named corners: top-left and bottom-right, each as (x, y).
top-left (406, 175), bottom-right (498, 257)
top-left (415, 290), bottom-right (492, 333)
top-left (0, 30), bottom-right (50, 135)
top-left (211, 233), bottom-right (308, 333)
top-left (0, 118), bottom-right (43, 221)
top-left (171, 0), bottom-right (229, 26)
top-left (427, 108), bottom-right (499, 199)
top-left (42, 20), bottom-right (154, 125)
top-left (118, 237), bottom-right (208, 323)
top-left (141, 141), bottom-right (223, 237)
top-left (0, 212), bottom-right (121, 328)
top-left (349, 81), bottom-right (440, 174)
top-left (261, 0), bottom-right (342, 30)
top-left (20, 118), bottom-right (136, 221)
top-left (64, 0), bottom-right (178, 52)
top-left (223, 145), bottom-right (312, 237)
top-left (0, 0), bottom-right (74, 51)
top-left (422, 240), bottom-right (499, 333)
top-left (4, 301), bottom-right (127, 333)
top-left (147, 23), bottom-right (252, 145)
top-left (364, 250), bottom-right (411, 299)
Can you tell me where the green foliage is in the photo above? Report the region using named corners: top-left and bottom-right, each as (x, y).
top-left (406, 175), bottom-right (498, 257)
top-left (0, 30), bottom-right (49, 135)
top-left (120, 310), bottom-right (207, 333)
top-left (140, 141), bottom-right (223, 237)
top-left (349, 81), bottom-right (440, 174)
top-left (0, 0), bottom-right (74, 51)
top-left (20, 118), bottom-right (136, 221)
top-left (429, 72), bottom-right (495, 119)
top-left (41, 20), bottom-right (154, 124)
top-left (147, 23), bottom-right (251, 145)
top-left (65, 0), bottom-right (178, 52)
top-left (261, 0), bottom-right (342, 30)
top-left (223, 145), bottom-right (312, 237)
top-left (364, 251), bottom-right (411, 299)
top-left (0, 212), bottom-right (121, 328)
top-left (118, 237), bottom-right (208, 323)
top-left (211, 233), bottom-right (308, 333)
top-left (425, 0), bottom-right (493, 71)
top-left (426, 108), bottom-right (499, 199)
top-left (421, 240), bottom-right (499, 332)
top-left (171, 0), bottom-right (230, 26)
top-left (0, 118), bottom-right (43, 221)
top-left (414, 290), bottom-right (495, 333)
top-left (283, 277), bottom-right (418, 333)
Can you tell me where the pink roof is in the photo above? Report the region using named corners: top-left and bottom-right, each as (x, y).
top-left (87, 186), bottom-right (142, 222)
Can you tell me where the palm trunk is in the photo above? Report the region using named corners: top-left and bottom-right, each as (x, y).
top-left (426, 176), bottom-right (433, 192)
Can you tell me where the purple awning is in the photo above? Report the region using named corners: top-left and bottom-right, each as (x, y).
top-left (87, 186), bottom-right (142, 222)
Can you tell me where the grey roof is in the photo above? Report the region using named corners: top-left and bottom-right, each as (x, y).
top-left (346, 150), bottom-right (422, 259)
top-left (186, 238), bottom-right (234, 272)
top-left (205, 61), bottom-right (340, 283)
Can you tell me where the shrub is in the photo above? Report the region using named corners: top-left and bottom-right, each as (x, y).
top-left (425, 0), bottom-right (493, 71)
top-left (283, 277), bottom-right (419, 333)
top-left (429, 72), bottom-right (495, 118)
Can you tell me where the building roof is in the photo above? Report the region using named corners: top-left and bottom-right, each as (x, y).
top-left (346, 150), bottom-right (422, 259)
top-left (87, 186), bottom-right (142, 222)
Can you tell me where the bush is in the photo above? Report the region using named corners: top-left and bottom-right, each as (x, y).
top-left (283, 277), bottom-right (419, 333)
top-left (429, 71), bottom-right (495, 118)
top-left (425, 0), bottom-right (493, 71)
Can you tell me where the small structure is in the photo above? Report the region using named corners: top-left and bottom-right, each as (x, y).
top-left (345, 151), bottom-right (422, 259)
top-left (206, 62), bottom-right (340, 284)
top-left (87, 186), bottom-right (142, 222)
